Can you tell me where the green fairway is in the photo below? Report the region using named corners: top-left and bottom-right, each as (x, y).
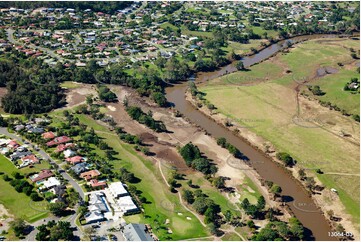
top-left (64, 114), bottom-right (209, 240)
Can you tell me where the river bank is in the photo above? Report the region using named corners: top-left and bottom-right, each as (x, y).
top-left (185, 88), bottom-right (359, 240)
top-left (164, 34), bottom-right (360, 241)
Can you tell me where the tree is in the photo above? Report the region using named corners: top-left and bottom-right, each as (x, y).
top-left (49, 221), bottom-right (73, 241)
top-left (208, 223), bottom-right (218, 235)
top-left (289, 217), bottom-right (305, 240)
top-left (276, 152), bottom-right (294, 167)
top-left (236, 61), bottom-right (245, 71)
top-left (225, 210), bottom-right (233, 222)
top-left (193, 197), bottom-right (209, 214)
top-left (257, 196), bottom-right (266, 210)
top-left (241, 198), bottom-right (250, 210)
top-left (30, 192), bottom-right (42, 201)
top-left (10, 218), bottom-right (27, 237)
top-left (179, 142), bottom-right (201, 165)
top-left (182, 190), bottom-right (195, 204)
top-left (270, 184), bottom-right (282, 195)
top-left (298, 169), bottom-right (306, 180)
top-left (152, 92), bottom-right (167, 107)
top-left (216, 137), bottom-right (227, 148)
top-left (212, 176), bottom-right (225, 189)
top-left (48, 202), bottom-right (67, 216)
top-left (204, 206), bottom-right (217, 224)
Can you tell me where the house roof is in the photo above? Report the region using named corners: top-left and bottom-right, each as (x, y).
top-left (42, 177), bottom-right (61, 189)
top-left (71, 162), bottom-right (88, 174)
top-left (117, 196), bottom-right (138, 213)
top-left (30, 169), bottom-right (54, 182)
top-left (46, 136), bottom-right (72, 147)
top-left (85, 211), bottom-right (104, 223)
top-left (108, 182), bottom-right (128, 197)
top-left (66, 155), bottom-right (84, 164)
top-left (90, 179), bottom-right (107, 188)
top-left (80, 170), bottom-right (100, 180)
top-left (42, 131), bottom-right (55, 139)
top-left (55, 143), bottom-right (74, 152)
top-left (21, 154), bottom-right (39, 163)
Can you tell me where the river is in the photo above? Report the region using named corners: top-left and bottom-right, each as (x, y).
top-left (165, 35), bottom-right (346, 240)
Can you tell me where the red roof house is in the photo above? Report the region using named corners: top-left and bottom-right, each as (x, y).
top-left (21, 154), bottom-right (39, 164)
top-left (89, 179), bottom-right (107, 188)
top-left (42, 131), bottom-right (56, 140)
top-left (80, 170), bottom-right (100, 181)
top-left (7, 140), bottom-right (19, 149)
top-left (30, 169), bottom-right (54, 182)
top-left (66, 155), bottom-right (84, 165)
top-left (47, 136), bottom-right (72, 147)
top-left (55, 143), bottom-right (75, 152)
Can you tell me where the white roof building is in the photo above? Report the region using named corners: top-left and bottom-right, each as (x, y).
top-left (117, 196), bottom-right (138, 213)
top-left (63, 149), bottom-right (76, 158)
top-left (108, 182), bottom-right (129, 198)
top-left (85, 210), bottom-right (104, 224)
top-left (42, 177), bottom-right (61, 190)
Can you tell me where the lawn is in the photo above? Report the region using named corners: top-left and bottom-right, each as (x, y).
top-left (64, 114), bottom-right (209, 240)
top-left (224, 40), bottom-right (265, 56)
top-left (250, 26), bottom-right (278, 38)
top-left (160, 22), bottom-right (178, 31)
top-left (239, 177), bottom-right (262, 204)
top-left (199, 38), bottom-right (360, 226)
top-left (0, 155), bottom-right (49, 222)
top-left (60, 81), bottom-right (81, 89)
top-left (305, 69), bottom-right (360, 115)
top-left (180, 26), bottom-right (213, 38)
top-left (221, 232), bottom-right (242, 241)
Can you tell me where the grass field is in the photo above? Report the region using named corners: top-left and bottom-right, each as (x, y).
top-left (221, 232), bottom-right (242, 241)
top-left (0, 155), bottom-right (49, 222)
top-left (199, 38), bottom-right (360, 226)
top-left (223, 40), bottom-right (266, 56)
top-left (60, 81), bottom-right (81, 89)
top-left (58, 113), bottom-right (209, 240)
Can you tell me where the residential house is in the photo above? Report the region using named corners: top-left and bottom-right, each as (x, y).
top-left (80, 169), bottom-right (101, 181)
top-left (84, 192), bottom-right (108, 224)
top-left (19, 154), bottom-right (39, 168)
top-left (42, 131), bottom-right (56, 140)
top-left (116, 196), bottom-right (138, 214)
top-left (47, 136), bottom-right (72, 147)
top-left (71, 162), bottom-right (89, 175)
top-left (10, 150), bottom-right (32, 161)
top-left (63, 149), bottom-right (76, 158)
top-left (90, 179), bottom-right (107, 189)
top-left (41, 177), bottom-right (61, 190)
top-left (108, 181), bottom-right (129, 198)
top-left (66, 155), bottom-right (85, 165)
top-left (7, 140), bottom-right (20, 149)
top-left (55, 143), bottom-right (75, 153)
top-left (30, 169), bottom-right (54, 183)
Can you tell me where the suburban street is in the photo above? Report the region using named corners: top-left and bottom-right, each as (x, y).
top-left (0, 127), bottom-right (85, 199)
top-left (0, 127), bottom-right (85, 240)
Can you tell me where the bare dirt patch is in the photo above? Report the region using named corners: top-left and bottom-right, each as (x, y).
top-left (63, 84), bottom-right (97, 109)
top-left (0, 204), bottom-right (14, 233)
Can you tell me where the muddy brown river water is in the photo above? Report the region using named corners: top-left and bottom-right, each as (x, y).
top-left (165, 35), bottom-right (348, 240)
